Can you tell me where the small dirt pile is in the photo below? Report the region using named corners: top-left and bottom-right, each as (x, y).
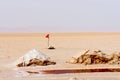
top-left (67, 50), bottom-right (120, 65)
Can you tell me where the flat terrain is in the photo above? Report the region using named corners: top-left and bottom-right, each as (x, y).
top-left (0, 33), bottom-right (120, 80)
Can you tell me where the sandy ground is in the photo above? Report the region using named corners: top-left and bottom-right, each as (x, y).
top-left (0, 33), bottom-right (120, 80)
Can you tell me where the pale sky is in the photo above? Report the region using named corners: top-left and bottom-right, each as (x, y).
top-left (0, 0), bottom-right (120, 32)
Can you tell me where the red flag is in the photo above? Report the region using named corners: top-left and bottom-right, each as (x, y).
top-left (45, 34), bottom-right (49, 38)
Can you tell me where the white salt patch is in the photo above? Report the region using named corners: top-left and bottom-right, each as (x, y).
top-left (12, 49), bottom-right (50, 66)
top-left (21, 49), bottom-right (50, 64)
top-left (15, 71), bottom-right (29, 77)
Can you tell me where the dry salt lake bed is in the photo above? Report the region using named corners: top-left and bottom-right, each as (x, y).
top-left (0, 33), bottom-right (120, 80)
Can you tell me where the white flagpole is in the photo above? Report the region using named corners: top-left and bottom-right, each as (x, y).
top-left (48, 37), bottom-right (49, 47)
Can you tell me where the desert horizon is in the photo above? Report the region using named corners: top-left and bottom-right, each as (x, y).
top-left (0, 0), bottom-right (120, 79)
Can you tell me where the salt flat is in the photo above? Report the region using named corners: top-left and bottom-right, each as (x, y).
top-left (0, 33), bottom-right (120, 80)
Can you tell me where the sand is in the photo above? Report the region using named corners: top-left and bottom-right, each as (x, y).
top-left (0, 33), bottom-right (120, 80)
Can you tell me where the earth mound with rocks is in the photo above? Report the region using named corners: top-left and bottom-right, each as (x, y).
top-left (67, 50), bottom-right (120, 65)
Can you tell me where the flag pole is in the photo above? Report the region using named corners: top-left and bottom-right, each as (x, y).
top-left (45, 34), bottom-right (50, 48)
top-left (48, 37), bottom-right (49, 47)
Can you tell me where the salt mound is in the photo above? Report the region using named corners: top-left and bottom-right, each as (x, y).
top-left (22, 49), bottom-right (50, 64)
top-left (14, 49), bottom-right (56, 67)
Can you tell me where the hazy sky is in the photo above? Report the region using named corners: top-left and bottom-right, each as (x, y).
top-left (0, 0), bottom-right (120, 32)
